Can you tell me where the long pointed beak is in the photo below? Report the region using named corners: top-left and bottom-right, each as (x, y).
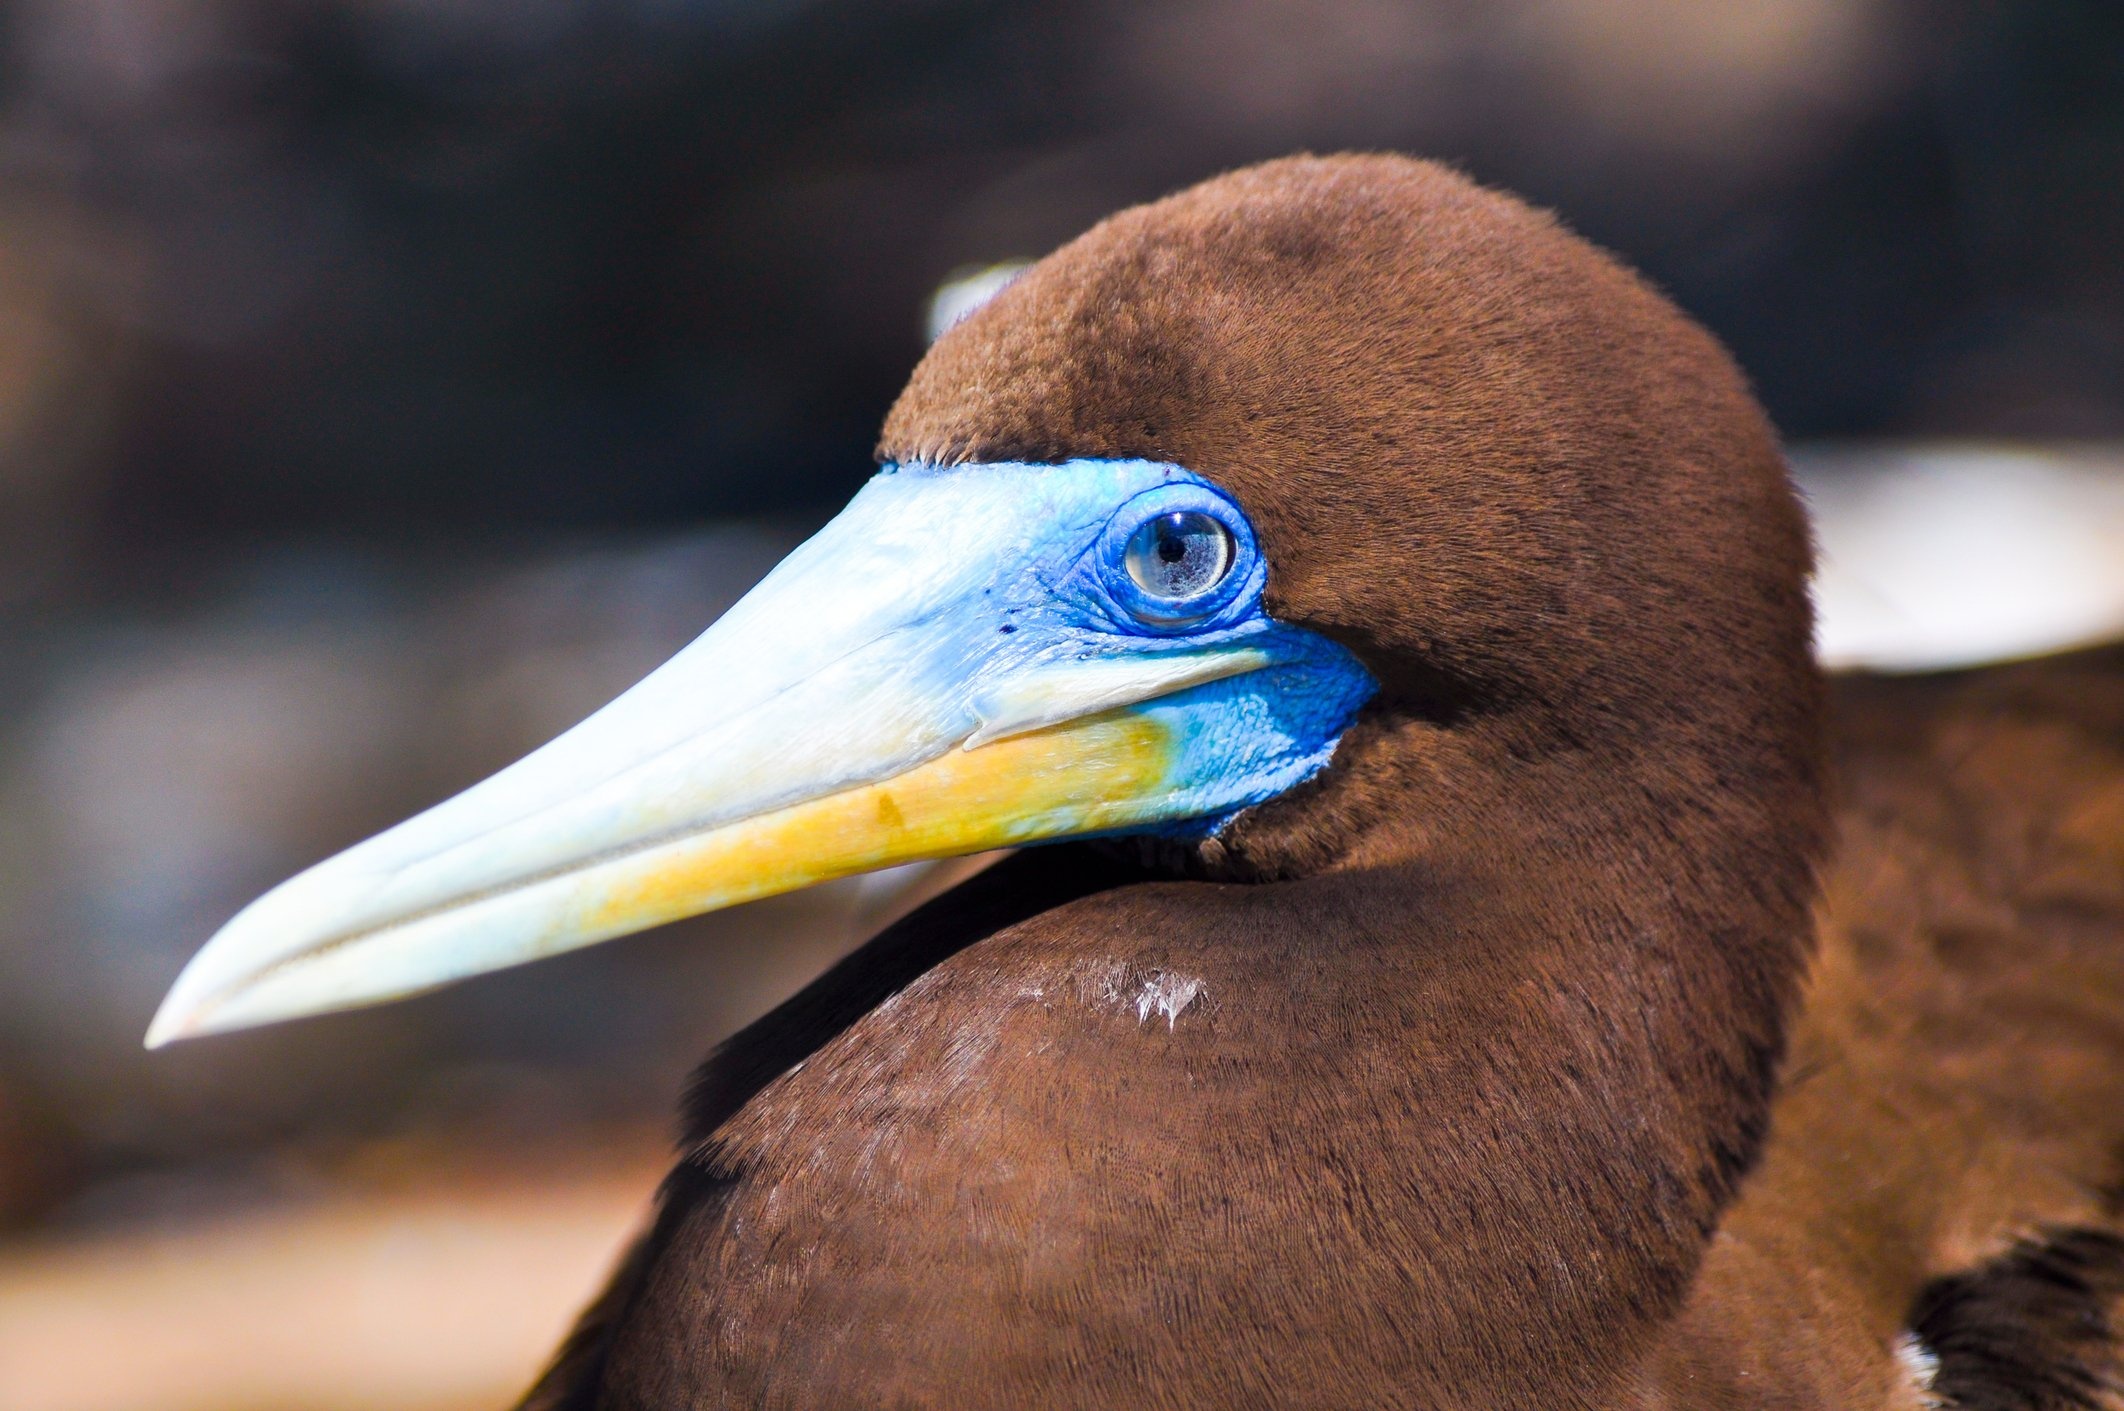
top-left (147, 461), bottom-right (1372, 1045)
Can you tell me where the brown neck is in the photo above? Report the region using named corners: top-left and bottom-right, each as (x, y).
top-left (1184, 692), bottom-right (1829, 1400)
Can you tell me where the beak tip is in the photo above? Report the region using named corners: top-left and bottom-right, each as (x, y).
top-left (142, 1002), bottom-right (195, 1050)
top-left (144, 974), bottom-right (225, 1049)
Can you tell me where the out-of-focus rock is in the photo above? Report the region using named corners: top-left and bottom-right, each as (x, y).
top-left (0, 200), bottom-right (141, 607)
top-left (0, 1073), bottom-right (78, 1230)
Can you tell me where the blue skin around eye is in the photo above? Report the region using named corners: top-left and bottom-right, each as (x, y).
top-left (873, 457), bottom-right (1379, 840)
top-left (1126, 635), bottom-right (1379, 840)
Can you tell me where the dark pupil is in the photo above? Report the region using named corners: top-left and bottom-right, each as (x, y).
top-left (1124, 511), bottom-right (1233, 602)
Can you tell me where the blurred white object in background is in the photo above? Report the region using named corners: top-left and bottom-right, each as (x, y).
top-left (1796, 443), bottom-right (2124, 672)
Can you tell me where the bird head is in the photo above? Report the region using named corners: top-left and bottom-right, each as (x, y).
top-left (148, 155), bottom-right (1823, 1046)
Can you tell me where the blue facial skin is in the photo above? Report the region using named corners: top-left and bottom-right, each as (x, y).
top-left (875, 457), bottom-right (1379, 841)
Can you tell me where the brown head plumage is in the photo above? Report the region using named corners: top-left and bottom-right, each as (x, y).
top-left (887, 153), bottom-right (1825, 887)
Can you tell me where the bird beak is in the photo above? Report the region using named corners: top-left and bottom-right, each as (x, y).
top-left (147, 461), bottom-right (1372, 1045)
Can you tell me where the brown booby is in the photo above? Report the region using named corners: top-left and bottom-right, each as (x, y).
top-left (146, 156), bottom-right (2124, 1409)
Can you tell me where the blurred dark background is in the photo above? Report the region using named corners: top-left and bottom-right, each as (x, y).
top-left (2, 2), bottom-right (2121, 1405)
top-left (5, 0), bottom-right (2121, 571)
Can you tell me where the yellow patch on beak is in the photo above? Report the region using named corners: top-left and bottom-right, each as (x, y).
top-left (587, 707), bottom-right (1173, 936)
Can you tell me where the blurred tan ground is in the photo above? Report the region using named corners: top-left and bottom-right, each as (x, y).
top-left (0, 1139), bottom-right (663, 1411)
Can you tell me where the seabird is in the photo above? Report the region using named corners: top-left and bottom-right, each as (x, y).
top-left (148, 155), bottom-right (2124, 1409)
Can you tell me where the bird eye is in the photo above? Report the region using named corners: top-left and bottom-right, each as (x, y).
top-left (1088, 478), bottom-right (1258, 633)
top-left (1123, 512), bottom-right (1234, 602)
